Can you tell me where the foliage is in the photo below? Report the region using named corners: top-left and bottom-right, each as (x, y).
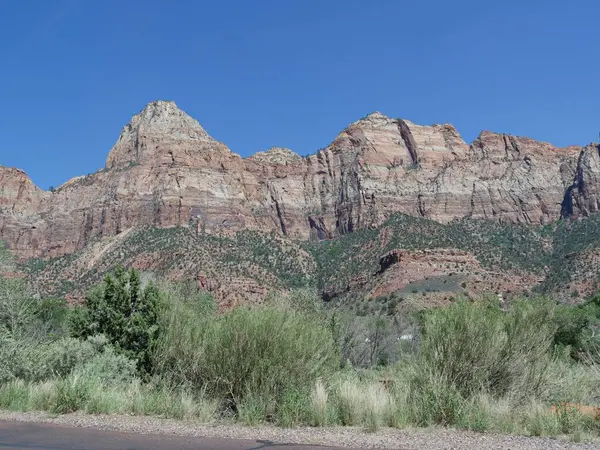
top-left (307, 214), bottom-right (552, 304)
top-left (0, 241), bottom-right (15, 272)
top-left (71, 267), bottom-right (159, 375)
top-left (417, 298), bottom-right (556, 400)
top-left (0, 277), bottom-right (38, 340)
top-left (153, 291), bottom-right (338, 409)
top-left (21, 211), bottom-right (600, 308)
top-left (554, 294), bottom-right (600, 361)
top-left (328, 311), bottom-right (416, 368)
top-left (2, 259), bottom-right (600, 440)
top-left (5, 225), bottom-right (600, 440)
top-left (0, 376), bottom-right (217, 421)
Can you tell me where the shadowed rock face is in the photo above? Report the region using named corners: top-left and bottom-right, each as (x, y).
top-left (562, 144), bottom-right (600, 218)
top-left (0, 101), bottom-right (591, 259)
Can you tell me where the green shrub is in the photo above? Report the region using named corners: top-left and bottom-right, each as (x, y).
top-left (71, 267), bottom-right (159, 375)
top-left (0, 332), bottom-right (136, 385)
top-left (51, 374), bottom-right (93, 414)
top-left (542, 348), bottom-right (600, 405)
top-left (73, 345), bottom-right (136, 385)
top-left (154, 294), bottom-right (338, 410)
top-left (0, 277), bottom-right (38, 340)
top-left (277, 389), bottom-right (311, 427)
top-left (418, 298), bottom-right (556, 401)
top-left (409, 373), bottom-right (466, 426)
top-left (0, 333), bottom-right (39, 383)
top-left (554, 295), bottom-right (600, 361)
top-left (38, 336), bottom-right (105, 380)
top-left (205, 307), bottom-right (337, 403)
top-left (237, 393), bottom-right (270, 426)
top-left (36, 297), bottom-right (70, 338)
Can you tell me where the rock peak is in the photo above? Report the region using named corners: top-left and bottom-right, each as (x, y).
top-left (133, 100), bottom-right (210, 139)
top-left (250, 146), bottom-right (302, 164)
top-left (366, 111), bottom-right (387, 118)
top-left (105, 101), bottom-right (213, 168)
top-left (350, 111), bottom-right (393, 129)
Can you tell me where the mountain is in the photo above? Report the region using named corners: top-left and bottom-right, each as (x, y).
top-left (2, 101), bottom-right (600, 305)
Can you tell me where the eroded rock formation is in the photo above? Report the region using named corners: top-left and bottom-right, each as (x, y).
top-left (0, 101), bottom-right (591, 259)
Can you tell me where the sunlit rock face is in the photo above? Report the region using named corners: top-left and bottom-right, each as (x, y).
top-left (0, 101), bottom-right (588, 259)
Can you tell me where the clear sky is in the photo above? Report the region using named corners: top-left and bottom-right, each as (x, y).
top-left (1, 0), bottom-right (598, 190)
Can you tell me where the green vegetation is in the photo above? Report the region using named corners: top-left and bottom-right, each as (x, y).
top-left (21, 226), bottom-right (314, 300)
top-left (2, 239), bottom-right (600, 440)
top-left (539, 214), bottom-right (600, 293)
top-left (418, 298), bottom-right (556, 400)
top-left (6, 205), bottom-right (600, 441)
top-left (20, 211), bottom-right (600, 307)
top-left (70, 267), bottom-right (160, 375)
top-left (306, 214), bottom-right (553, 303)
top-left (153, 290), bottom-right (338, 408)
top-left (554, 294), bottom-right (600, 362)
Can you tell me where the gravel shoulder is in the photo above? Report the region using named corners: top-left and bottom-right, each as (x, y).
top-left (0, 410), bottom-right (598, 450)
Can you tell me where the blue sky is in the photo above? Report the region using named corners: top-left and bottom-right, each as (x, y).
top-left (1, 0), bottom-right (598, 189)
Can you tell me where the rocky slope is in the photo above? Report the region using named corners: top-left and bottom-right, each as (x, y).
top-left (21, 209), bottom-right (600, 307)
top-left (0, 101), bottom-right (594, 262)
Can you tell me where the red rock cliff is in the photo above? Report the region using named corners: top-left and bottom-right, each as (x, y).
top-left (0, 101), bottom-right (588, 258)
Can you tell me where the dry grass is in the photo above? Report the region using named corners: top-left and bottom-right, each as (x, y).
top-left (310, 379), bottom-right (328, 426)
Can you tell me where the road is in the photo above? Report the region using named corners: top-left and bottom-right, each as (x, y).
top-left (0, 420), bottom-right (351, 450)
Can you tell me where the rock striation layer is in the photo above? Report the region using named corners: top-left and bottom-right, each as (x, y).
top-left (0, 101), bottom-right (591, 259)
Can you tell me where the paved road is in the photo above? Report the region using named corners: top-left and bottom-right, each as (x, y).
top-left (0, 421), bottom-right (350, 450)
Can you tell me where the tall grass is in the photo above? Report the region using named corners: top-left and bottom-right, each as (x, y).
top-left (310, 379), bottom-right (329, 426)
top-left (0, 376), bottom-right (217, 421)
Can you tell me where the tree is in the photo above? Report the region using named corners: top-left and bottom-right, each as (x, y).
top-left (71, 267), bottom-right (159, 375)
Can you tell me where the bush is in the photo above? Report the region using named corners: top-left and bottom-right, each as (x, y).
top-left (71, 267), bottom-right (159, 375)
top-left (554, 295), bottom-right (600, 361)
top-left (36, 297), bottom-right (70, 339)
top-left (418, 298), bottom-right (556, 401)
top-left (154, 294), bottom-right (338, 410)
top-left (0, 333), bottom-right (44, 383)
top-left (328, 312), bottom-right (415, 368)
top-left (72, 345), bottom-right (137, 385)
top-left (199, 306), bottom-right (337, 403)
top-left (36, 337), bottom-right (98, 380)
top-left (409, 372), bottom-right (467, 426)
top-left (0, 277), bottom-right (39, 340)
top-left (0, 332), bottom-right (136, 385)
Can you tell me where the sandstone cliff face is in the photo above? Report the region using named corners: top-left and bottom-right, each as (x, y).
top-left (562, 144), bottom-right (600, 217)
top-left (0, 167), bottom-right (49, 256)
top-left (0, 101), bottom-right (591, 259)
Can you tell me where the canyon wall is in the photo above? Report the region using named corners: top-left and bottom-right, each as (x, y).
top-left (0, 101), bottom-right (592, 259)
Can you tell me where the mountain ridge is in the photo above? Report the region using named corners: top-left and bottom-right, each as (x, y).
top-left (4, 101), bottom-right (583, 192)
top-left (0, 101), bottom-right (598, 264)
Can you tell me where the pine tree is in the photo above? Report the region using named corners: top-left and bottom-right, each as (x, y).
top-left (71, 267), bottom-right (159, 375)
